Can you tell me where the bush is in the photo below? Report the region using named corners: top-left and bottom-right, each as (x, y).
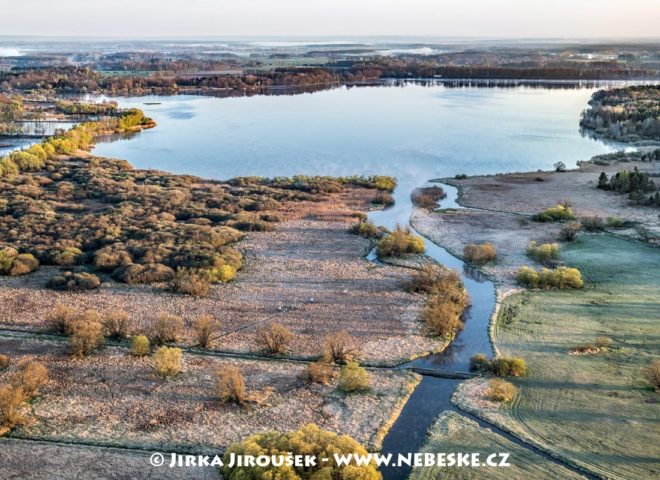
top-left (418, 269), bottom-right (468, 337)
top-left (581, 215), bottom-right (604, 232)
top-left (300, 361), bottom-right (336, 385)
top-left (643, 360), bottom-right (660, 391)
top-left (322, 331), bottom-right (362, 364)
top-left (470, 355), bottom-right (527, 377)
top-left (411, 186), bottom-right (445, 209)
top-left (337, 362), bottom-right (370, 393)
top-left (532, 204), bottom-right (576, 222)
top-left (47, 271), bottom-right (101, 291)
top-left (46, 303), bottom-right (78, 334)
top-left (350, 220), bottom-right (381, 238)
top-left (516, 266), bottom-right (583, 289)
top-left (14, 361), bottom-right (48, 397)
top-left (0, 355), bottom-right (8, 370)
top-left (470, 353), bottom-right (491, 373)
top-left (208, 264), bottom-right (237, 283)
top-left (492, 357), bottom-right (527, 377)
top-left (0, 384), bottom-right (27, 430)
top-left (463, 243), bottom-right (496, 263)
top-left (70, 311), bottom-right (105, 357)
top-left (150, 314), bottom-right (184, 345)
top-left (0, 248), bottom-right (39, 276)
top-left (606, 216), bottom-right (626, 228)
top-left (102, 310), bottom-right (131, 339)
top-left (131, 335), bottom-right (151, 356)
top-left (559, 222), bottom-right (582, 242)
top-left (193, 315), bottom-right (221, 349)
top-left (216, 366), bottom-right (246, 404)
top-left (525, 241), bottom-right (560, 265)
top-left (554, 161), bottom-right (567, 172)
top-left (423, 294), bottom-right (464, 337)
top-left (595, 336), bottom-right (613, 348)
top-left (112, 263), bottom-right (175, 284)
top-left (486, 378), bottom-right (517, 402)
top-left (169, 269), bottom-right (210, 297)
top-left (222, 424), bottom-right (380, 480)
top-left (256, 322), bottom-right (293, 355)
top-left (152, 346), bottom-right (183, 377)
top-left (375, 225), bottom-right (425, 258)
top-left (372, 190), bottom-right (395, 207)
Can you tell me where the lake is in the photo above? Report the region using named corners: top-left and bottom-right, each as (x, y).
top-left (91, 83), bottom-right (620, 228)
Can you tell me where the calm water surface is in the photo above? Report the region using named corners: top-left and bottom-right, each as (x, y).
top-left (93, 84), bottom-right (619, 228)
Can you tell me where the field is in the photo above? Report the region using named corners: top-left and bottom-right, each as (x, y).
top-left (456, 234), bottom-right (660, 479)
top-left (409, 411), bottom-right (585, 480)
top-left (0, 335), bottom-right (418, 452)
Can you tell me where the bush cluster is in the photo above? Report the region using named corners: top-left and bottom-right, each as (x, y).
top-left (47, 271), bottom-right (101, 291)
top-left (470, 354), bottom-right (527, 377)
top-left (516, 265), bottom-right (584, 289)
top-left (532, 204), bottom-right (576, 222)
top-left (525, 241), bottom-right (560, 266)
top-left (375, 225), bottom-right (425, 258)
top-left (463, 243), bottom-right (496, 263)
top-left (0, 247), bottom-right (39, 276)
top-left (222, 424), bottom-right (381, 480)
top-left (0, 361), bottom-right (48, 430)
top-left (411, 264), bottom-right (469, 338)
top-left (411, 186), bottom-right (446, 209)
top-left (337, 362), bottom-right (370, 393)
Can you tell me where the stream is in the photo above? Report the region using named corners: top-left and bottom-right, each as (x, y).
top-left (367, 184), bottom-right (497, 479)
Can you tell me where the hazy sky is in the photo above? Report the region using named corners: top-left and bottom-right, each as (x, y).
top-left (1, 0), bottom-right (658, 38)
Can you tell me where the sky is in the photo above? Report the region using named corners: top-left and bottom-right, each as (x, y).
top-left (1, 0), bottom-right (659, 38)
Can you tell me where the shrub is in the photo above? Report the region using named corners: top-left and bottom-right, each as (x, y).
top-left (606, 216), bottom-right (625, 228)
top-left (463, 243), bottom-right (496, 263)
top-left (411, 186), bottom-right (445, 209)
top-left (131, 335), bottom-right (151, 356)
top-left (532, 204), bottom-right (576, 222)
top-left (486, 378), bottom-right (517, 402)
top-left (193, 315), bottom-right (221, 349)
top-left (216, 366), bottom-right (246, 404)
top-left (525, 241), bottom-right (560, 265)
top-left (322, 331), bottom-right (362, 364)
top-left (47, 271), bottom-right (101, 291)
top-left (581, 215), bottom-right (604, 232)
top-left (643, 360), bottom-right (660, 391)
top-left (0, 384), bottom-right (27, 430)
top-left (559, 222), bottom-right (582, 242)
top-left (300, 361), bottom-right (336, 385)
top-left (46, 303), bottom-right (78, 334)
top-left (70, 312), bottom-right (105, 357)
top-left (152, 346), bottom-right (183, 377)
top-left (423, 294), bottom-right (464, 337)
top-left (102, 310), bottom-right (131, 339)
top-left (470, 355), bottom-right (527, 377)
top-left (207, 264), bottom-right (236, 283)
top-left (470, 353), bottom-right (491, 373)
top-left (150, 314), bottom-right (184, 345)
top-left (0, 355), bottom-right (8, 370)
top-left (516, 266), bottom-right (583, 289)
top-left (51, 247), bottom-right (83, 266)
top-left (222, 424), bottom-right (380, 480)
top-left (492, 357), bottom-right (527, 377)
top-left (256, 322), bottom-right (294, 355)
top-left (169, 269), bottom-right (210, 297)
top-left (112, 263), bottom-right (175, 284)
top-left (409, 263), bottom-right (444, 294)
top-left (375, 225), bottom-right (425, 258)
top-left (337, 362), bottom-right (370, 393)
top-left (350, 220), bottom-right (381, 238)
top-left (14, 361), bottom-right (48, 397)
top-left (372, 190), bottom-right (395, 207)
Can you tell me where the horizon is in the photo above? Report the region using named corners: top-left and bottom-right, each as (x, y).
top-left (2, 0), bottom-right (659, 38)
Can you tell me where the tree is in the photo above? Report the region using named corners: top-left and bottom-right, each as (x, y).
top-left (554, 161), bottom-right (567, 172)
top-left (598, 172), bottom-right (610, 189)
top-left (222, 424), bottom-right (381, 480)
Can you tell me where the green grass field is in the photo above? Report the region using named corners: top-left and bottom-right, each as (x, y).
top-left (492, 234), bottom-right (660, 479)
top-left (409, 411), bottom-right (584, 480)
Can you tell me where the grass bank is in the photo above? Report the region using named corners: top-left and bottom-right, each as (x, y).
top-left (486, 234), bottom-right (659, 479)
